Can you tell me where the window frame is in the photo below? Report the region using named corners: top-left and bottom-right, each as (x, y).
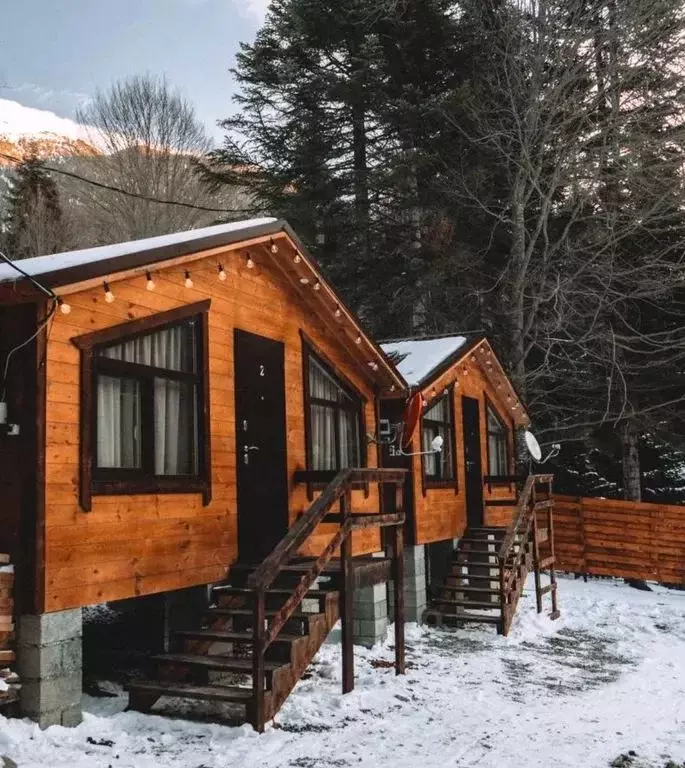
top-left (420, 388), bottom-right (458, 492)
top-left (300, 332), bottom-right (367, 500)
top-left (485, 396), bottom-right (511, 478)
top-left (72, 299), bottom-right (212, 511)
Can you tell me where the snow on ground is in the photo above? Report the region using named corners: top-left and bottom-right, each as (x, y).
top-left (1, 574), bottom-right (684, 768)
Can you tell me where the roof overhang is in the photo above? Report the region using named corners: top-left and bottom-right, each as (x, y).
top-left (0, 219), bottom-right (406, 392)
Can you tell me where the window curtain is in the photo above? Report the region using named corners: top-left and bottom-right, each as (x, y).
top-left (96, 375), bottom-right (140, 468)
top-left (422, 396), bottom-right (452, 479)
top-left (487, 406), bottom-right (508, 475)
top-left (97, 324), bottom-right (196, 474)
top-left (308, 357), bottom-right (360, 471)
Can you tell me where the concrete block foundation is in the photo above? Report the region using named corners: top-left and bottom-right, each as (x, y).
top-left (352, 583), bottom-right (387, 648)
top-left (18, 609), bottom-right (83, 728)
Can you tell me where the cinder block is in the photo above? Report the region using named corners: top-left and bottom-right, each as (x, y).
top-left (60, 704), bottom-right (83, 727)
top-left (20, 673), bottom-right (81, 713)
top-left (60, 637), bottom-right (82, 676)
top-left (17, 643), bottom-right (62, 680)
top-left (353, 598), bottom-right (387, 621)
top-left (404, 546), bottom-right (426, 577)
top-left (353, 583), bottom-right (386, 606)
top-left (19, 610), bottom-right (82, 647)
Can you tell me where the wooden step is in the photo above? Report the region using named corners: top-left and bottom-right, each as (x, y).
top-left (538, 583), bottom-right (557, 595)
top-left (538, 556), bottom-right (556, 569)
top-left (212, 586), bottom-right (334, 600)
top-left (128, 679), bottom-right (253, 704)
top-left (437, 584), bottom-right (500, 595)
top-left (438, 612), bottom-right (502, 624)
top-left (435, 599), bottom-right (500, 611)
top-left (175, 629), bottom-right (302, 644)
top-left (448, 573), bottom-right (500, 581)
top-left (150, 653), bottom-right (284, 673)
top-left (207, 608), bottom-right (316, 621)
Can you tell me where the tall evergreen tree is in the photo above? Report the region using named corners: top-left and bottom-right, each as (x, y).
top-left (3, 154), bottom-right (67, 259)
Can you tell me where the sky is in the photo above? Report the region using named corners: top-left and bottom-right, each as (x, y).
top-left (0, 0), bottom-right (270, 143)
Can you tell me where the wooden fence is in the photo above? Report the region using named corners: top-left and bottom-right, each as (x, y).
top-left (553, 496), bottom-right (685, 586)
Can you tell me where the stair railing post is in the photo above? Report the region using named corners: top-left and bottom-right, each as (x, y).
top-left (252, 587), bottom-right (266, 732)
top-left (340, 485), bottom-right (354, 694)
top-left (393, 480), bottom-right (405, 675)
top-left (498, 556), bottom-right (507, 636)
top-left (531, 479), bottom-right (543, 614)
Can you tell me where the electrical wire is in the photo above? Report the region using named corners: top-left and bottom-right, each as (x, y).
top-left (0, 249), bottom-right (59, 402)
top-left (0, 151), bottom-right (264, 216)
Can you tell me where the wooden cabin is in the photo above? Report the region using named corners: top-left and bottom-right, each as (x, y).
top-left (379, 335), bottom-right (547, 632)
top-left (0, 218), bottom-right (407, 728)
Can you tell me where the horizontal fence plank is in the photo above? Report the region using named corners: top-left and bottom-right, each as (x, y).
top-left (554, 495), bottom-right (685, 585)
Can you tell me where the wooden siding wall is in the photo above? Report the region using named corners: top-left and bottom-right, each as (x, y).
top-left (411, 349), bottom-right (517, 545)
top-left (42, 240), bottom-right (381, 612)
top-left (553, 495), bottom-right (685, 585)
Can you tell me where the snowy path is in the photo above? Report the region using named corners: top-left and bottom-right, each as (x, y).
top-left (1, 575), bottom-right (684, 768)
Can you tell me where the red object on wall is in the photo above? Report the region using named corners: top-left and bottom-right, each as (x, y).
top-left (401, 392), bottom-right (423, 450)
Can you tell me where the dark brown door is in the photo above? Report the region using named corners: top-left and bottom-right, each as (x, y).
top-left (234, 329), bottom-right (289, 563)
top-left (462, 396), bottom-right (484, 529)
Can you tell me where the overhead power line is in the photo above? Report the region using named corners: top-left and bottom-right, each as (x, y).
top-left (0, 151), bottom-right (263, 216)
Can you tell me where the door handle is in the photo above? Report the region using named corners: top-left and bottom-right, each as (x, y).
top-left (243, 445), bottom-right (260, 452)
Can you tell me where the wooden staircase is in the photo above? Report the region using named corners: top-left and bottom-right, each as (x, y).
top-left (425, 474), bottom-right (560, 635)
top-left (127, 468), bottom-right (407, 731)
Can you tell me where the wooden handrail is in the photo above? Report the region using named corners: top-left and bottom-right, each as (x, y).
top-left (496, 473), bottom-right (555, 635)
top-left (248, 467), bottom-right (407, 730)
top-left (249, 468), bottom-right (406, 591)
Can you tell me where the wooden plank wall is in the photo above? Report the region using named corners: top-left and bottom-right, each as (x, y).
top-left (554, 495), bottom-right (685, 585)
top-left (412, 349), bottom-right (518, 545)
top-left (42, 238), bottom-right (381, 612)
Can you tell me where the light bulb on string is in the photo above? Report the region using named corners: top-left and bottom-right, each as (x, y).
top-left (218, 264), bottom-right (227, 281)
top-left (57, 298), bottom-right (71, 315)
top-left (293, 254), bottom-right (301, 264)
top-left (313, 281), bottom-right (321, 291)
top-left (246, 253), bottom-right (255, 269)
top-left (103, 281), bottom-right (115, 303)
top-left (270, 239), bottom-right (279, 254)
top-left (146, 272), bottom-right (155, 291)
top-left (184, 271), bottom-right (194, 288)
top-left (355, 335), bottom-right (362, 345)
top-left (334, 304), bottom-right (342, 318)
top-left (300, 277), bottom-right (310, 285)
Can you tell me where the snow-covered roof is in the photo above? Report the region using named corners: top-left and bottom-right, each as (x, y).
top-left (380, 336), bottom-right (470, 387)
top-left (0, 218), bottom-right (278, 285)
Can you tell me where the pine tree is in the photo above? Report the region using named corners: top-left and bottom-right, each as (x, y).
top-left (4, 154), bottom-right (67, 259)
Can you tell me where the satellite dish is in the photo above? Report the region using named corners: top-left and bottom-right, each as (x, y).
top-left (430, 435), bottom-right (444, 453)
top-left (524, 430), bottom-right (543, 462)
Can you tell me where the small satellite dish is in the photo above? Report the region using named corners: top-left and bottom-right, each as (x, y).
top-left (431, 435), bottom-right (444, 453)
top-left (524, 430), bottom-right (543, 462)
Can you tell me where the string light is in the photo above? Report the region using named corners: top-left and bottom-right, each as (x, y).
top-left (370, 362), bottom-right (379, 371)
top-left (355, 335), bottom-right (362, 345)
top-left (334, 304), bottom-right (342, 318)
top-left (246, 253), bottom-right (255, 269)
top-left (270, 239), bottom-right (279, 254)
top-left (184, 270), bottom-right (193, 288)
top-left (218, 264), bottom-right (227, 281)
top-left (293, 254), bottom-right (301, 264)
top-left (146, 272), bottom-right (155, 291)
top-left (103, 281), bottom-right (115, 303)
top-left (57, 298), bottom-right (71, 315)
top-left (313, 281), bottom-right (321, 291)
top-left (300, 277), bottom-right (310, 285)
top-left (390, 385), bottom-right (395, 392)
